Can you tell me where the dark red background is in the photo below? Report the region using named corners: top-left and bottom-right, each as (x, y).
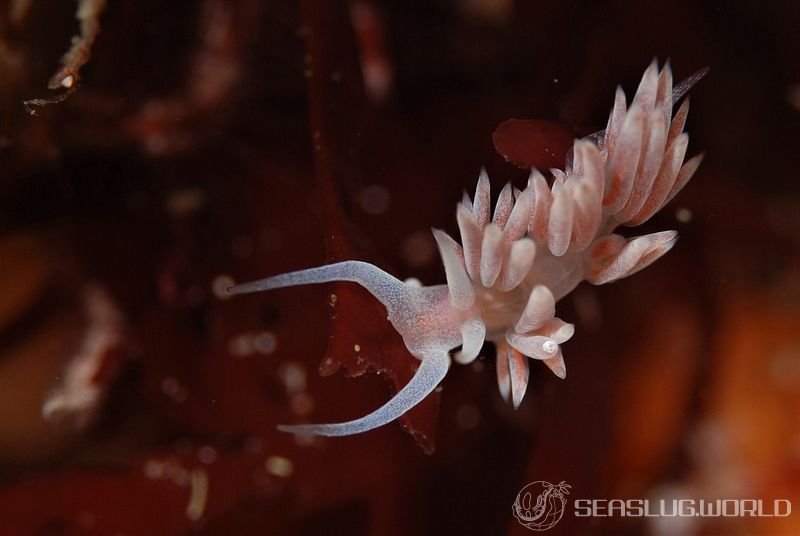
top-left (0, 1), bottom-right (797, 535)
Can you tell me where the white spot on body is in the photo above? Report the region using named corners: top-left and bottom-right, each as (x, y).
top-left (404, 277), bottom-right (422, 288)
top-left (542, 340), bottom-right (558, 355)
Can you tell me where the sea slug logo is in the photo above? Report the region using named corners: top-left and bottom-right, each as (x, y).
top-left (512, 480), bottom-right (571, 531)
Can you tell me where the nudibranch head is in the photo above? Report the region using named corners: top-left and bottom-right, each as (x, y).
top-left (228, 60), bottom-right (705, 437)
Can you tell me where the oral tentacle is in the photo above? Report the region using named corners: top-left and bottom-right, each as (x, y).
top-left (228, 260), bottom-right (412, 321)
top-left (277, 350), bottom-right (450, 437)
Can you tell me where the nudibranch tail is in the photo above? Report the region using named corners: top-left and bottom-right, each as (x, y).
top-left (277, 350), bottom-right (450, 437)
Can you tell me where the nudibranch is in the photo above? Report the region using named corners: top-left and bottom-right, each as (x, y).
top-left (229, 61), bottom-right (705, 437)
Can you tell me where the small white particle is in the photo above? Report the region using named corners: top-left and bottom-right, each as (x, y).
top-left (185, 469), bottom-right (209, 521)
top-left (265, 456), bottom-right (293, 477)
top-left (144, 460), bottom-right (165, 479)
top-left (354, 344), bottom-right (361, 352)
top-left (197, 446), bottom-right (218, 465)
top-left (228, 333), bottom-right (254, 357)
top-left (542, 340), bottom-right (558, 355)
top-left (358, 185), bottom-right (391, 215)
top-left (254, 331), bottom-right (277, 355)
top-left (278, 362), bottom-right (306, 395)
top-left (61, 75), bottom-right (75, 88)
top-left (675, 207), bottom-right (693, 223)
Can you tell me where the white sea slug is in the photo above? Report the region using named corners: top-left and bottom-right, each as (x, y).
top-left (229, 61), bottom-right (705, 437)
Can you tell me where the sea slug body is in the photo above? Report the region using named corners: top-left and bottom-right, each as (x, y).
top-left (228, 60), bottom-right (705, 437)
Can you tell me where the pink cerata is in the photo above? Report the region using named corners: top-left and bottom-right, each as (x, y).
top-left (229, 60), bottom-right (706, 437)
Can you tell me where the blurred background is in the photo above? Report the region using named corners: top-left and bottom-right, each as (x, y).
top-left (0, 0), bottom-right (797, 534)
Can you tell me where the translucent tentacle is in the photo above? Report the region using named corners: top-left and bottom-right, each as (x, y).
top-left (516, 285), bottom-right (555, 333)
top-left (228, 260), bottom-right (411, 319)
top-left (543, 350), bottom-right (567, 379)
top-left (507, 333), bottom-right (560, 360)
top-left (473, 168), bottom-right (491, 229)
top-left (508, 346), bottom-right (529, 409)
top-left (457, 204), bottom-right (483, 279)
top-left (671, 67), bottom-right (709, 104)
top-left (480, 223), bottom-right (504, 287)
top-left (528, 170), bottom-right (552, 243)
top-left (498, 238), bottom-right (536, 292)
top-left (548, 186), bottom-right (574, 256)
top-left (278, 351), bottom-right (450, 437)
top-left (496, 342), bottom-right (511, 403)
top-left (604, 103), bottom-right (645, 213)
top-left (432, 229), bottom-right (474, 310)
top-left (454, 318), bottom-right (486, 364)
top-left (493, 182), bottom-right (514, 228)
top-left (586, 231), bottom-right (678, 285)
